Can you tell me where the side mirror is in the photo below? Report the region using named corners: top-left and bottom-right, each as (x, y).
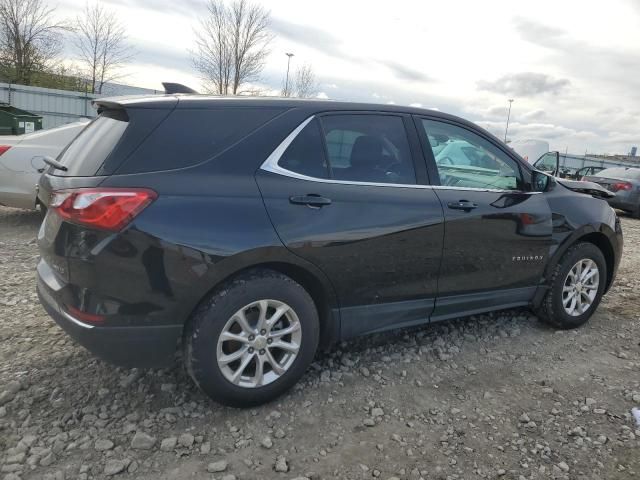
top-left (533, 151), bottom-right (560, 177)
top-left (551, 151), bottom-right (560, 177)
top-left (532, 170), bottom-right (552, 192)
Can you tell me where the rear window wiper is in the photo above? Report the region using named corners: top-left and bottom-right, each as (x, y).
top-left (41, 156), bottom-right (68, 172)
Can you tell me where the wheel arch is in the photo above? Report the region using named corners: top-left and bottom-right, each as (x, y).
top-left (182, 254), bottom-right (341, 349)
top-left (577, 232), bottom-right (615, 292)
top-left (534, 225), bottom-right (617, 309)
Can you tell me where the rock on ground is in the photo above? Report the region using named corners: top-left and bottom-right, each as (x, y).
top-left (0, 207), bottom-right (639, 479)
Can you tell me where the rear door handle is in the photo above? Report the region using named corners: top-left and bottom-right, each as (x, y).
top-left (289, 194), bottom-right (332, 208)
top-left (447, 200), bottom-right (478, 211)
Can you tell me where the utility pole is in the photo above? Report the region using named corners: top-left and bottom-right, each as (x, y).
top-left (284, 52), bottom-right (294, 96)
top-left (504, 99), bottom-right (514, 143)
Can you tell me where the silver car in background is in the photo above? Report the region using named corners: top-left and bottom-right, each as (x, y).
top-left (0, 120), bottom-right (90, 211)
top-left (583, 167), bottom-right (640, 218)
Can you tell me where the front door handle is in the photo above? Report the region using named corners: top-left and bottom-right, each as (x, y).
top-left (289, 194), bottom-right (332, 208)
top-left (447, 200), bottom-right (478, 211)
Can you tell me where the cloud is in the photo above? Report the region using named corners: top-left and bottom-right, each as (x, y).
top-left (476, 119), bottom-right (601, 148)
top-left (477, 72), bottom-right (570, 97)
top-left (316, 91), bottom-right (329, 99)
top-left (102, 0), bottom-right (206, 17)
top-left (270, 18), bottom-right (363, 64)
top-left (513, 17), bottom-right (565, 46)
top-left (513, 17), bottom-right (640, 101)
top-left (135, 41), bottom-right (192, 72)
top-left (520, 109), bottom-right (546, 121)
top-left (487, 105), bottom-right (508, 117)
top-left (379, 61), bottom-right (431, 83)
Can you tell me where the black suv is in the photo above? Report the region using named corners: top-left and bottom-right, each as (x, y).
top-left (37, 96), bottom-right (623, 406)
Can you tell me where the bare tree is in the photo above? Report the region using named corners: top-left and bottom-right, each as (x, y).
top-left (281, 63), bottom-right (318, 98)
top-left (293, 63), bottom-right (318, 98)
top-left (192, 0), bottom-right (272, 95)
top-left (74, 2), bottom-right (133, 94)
top-left (0, 0), bottom-right (65, 85)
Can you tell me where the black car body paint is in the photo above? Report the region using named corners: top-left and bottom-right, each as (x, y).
top-left (36, 96), bottom-right (623, 368)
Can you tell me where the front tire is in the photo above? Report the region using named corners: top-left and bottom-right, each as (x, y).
top-left (535, 242), bottom-right (606, 329)
top-left (185, 269), bottom-right (319, 407)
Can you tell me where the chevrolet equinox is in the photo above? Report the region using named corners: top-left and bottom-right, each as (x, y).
top-left (36, 96), bottom-right (623, 406)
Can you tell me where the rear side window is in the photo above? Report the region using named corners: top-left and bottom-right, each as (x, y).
top-left (118, 107), bottom-right (285, 174)
top-left (57, 111), bottom-right (127, 176)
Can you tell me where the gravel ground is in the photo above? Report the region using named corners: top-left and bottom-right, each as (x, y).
top-left (0, 206), bottom-right (639, 480)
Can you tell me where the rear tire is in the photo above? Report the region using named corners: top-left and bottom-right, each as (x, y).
top-left (185, 269), bottom-right (319, 407)
top-left (535, 242), bottom-right (606, 329)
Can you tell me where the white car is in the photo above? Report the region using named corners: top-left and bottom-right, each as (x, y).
top-left (0, 120), bottom-right (90, 211)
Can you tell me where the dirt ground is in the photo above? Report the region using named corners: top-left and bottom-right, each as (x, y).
top-left (0, 206), bottom-right (638, 480)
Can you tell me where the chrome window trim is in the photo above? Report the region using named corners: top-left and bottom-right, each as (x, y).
top-left (259, 115), bottom-right (537, 195)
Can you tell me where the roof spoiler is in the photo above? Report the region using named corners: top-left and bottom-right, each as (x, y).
top-left (162, 82), bottom-right (198, 94)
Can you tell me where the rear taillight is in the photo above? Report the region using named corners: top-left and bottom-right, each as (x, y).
top-left (611, 182), bottom-right (632, 192)
top-left (50, 188), bottom-right (157, 231)
top-left (65, 305), bottom-right (105, 324)
top-left (0, 145), bottom-right (11, 156)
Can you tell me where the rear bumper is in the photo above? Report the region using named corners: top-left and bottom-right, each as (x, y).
top-left (606, 192), bottom-right (639, 212)
top-left (37, 271), bottom-right (182, 368)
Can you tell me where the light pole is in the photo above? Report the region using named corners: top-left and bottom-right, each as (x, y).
top-left (284, 52), bottom-right (294, 96)
top-left (504, 98), bottom-right (514, 143)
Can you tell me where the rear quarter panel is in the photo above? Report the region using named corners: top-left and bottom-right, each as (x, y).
top-left (92, 165), bottom-right (338, 329)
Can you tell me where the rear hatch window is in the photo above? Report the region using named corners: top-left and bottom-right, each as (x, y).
top-left (55, 110), bottom-right (128, 176)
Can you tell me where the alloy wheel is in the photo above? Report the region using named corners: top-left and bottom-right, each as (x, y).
top-left (216, 299), bottom-right (302, 388)
top-left (562, 258), bottom-right (599, 317)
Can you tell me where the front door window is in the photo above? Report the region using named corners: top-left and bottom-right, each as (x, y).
top-left (420, 119), bottom-right (522, 191)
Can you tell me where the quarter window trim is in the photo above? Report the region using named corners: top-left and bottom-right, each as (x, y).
top-left (260, 115), bottom-right (535, 194)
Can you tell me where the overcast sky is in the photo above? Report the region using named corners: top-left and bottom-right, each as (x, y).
top-left (58, 0), bottom-right (640, 154)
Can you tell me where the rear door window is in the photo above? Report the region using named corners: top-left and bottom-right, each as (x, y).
top-left (320, 114), bottom-right (416, 184)
top-left (276, 114), bottom-right (416, 185)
